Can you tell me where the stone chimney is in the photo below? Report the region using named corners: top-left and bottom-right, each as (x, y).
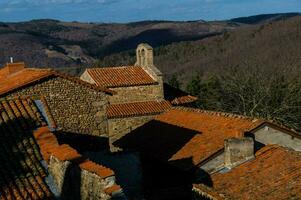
top-left (5, 62), bottom-right (26, 75)
top-left (224, 137), bottom-right (254, 169)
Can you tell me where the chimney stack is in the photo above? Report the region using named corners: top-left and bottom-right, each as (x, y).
top-left (224, 137), bottom-right (254, 169)
top-left (5, 62), bottom-right (26, 75)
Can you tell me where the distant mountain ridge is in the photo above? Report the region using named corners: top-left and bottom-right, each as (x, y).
top-left (0, 12), bottom-right (299, 73)
top-left (230, 12), bottom-right (301, 24)
top-left (98, 15), bottom-right (301, 84)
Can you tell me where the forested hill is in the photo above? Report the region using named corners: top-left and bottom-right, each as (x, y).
top-left (97, 14), bottom-right (301, 131)
top-left (98, 15), bottom-right (301, 83)
top-left (0, 19), bottom-right (237, 69)
top-left (0, 12), bottom-right (299, 72)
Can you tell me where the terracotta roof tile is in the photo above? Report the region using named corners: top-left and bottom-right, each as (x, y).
top-left (164, 83), bottom-right (198, 105)
top-left (107, 100), bottom-right (172, 119)
top-left (195, 145), bottom-right (301, 200)
top-left (86, 66), bottom-right (157, 87)
top-left (33, 127), bottom-right (115, 179)
top-left (171, 95), bottom-right (198, 105)
top-left (79, 160), bottom-right (115, 178)
top-left (104, 184), bottom-right (122, 195)
top-left (0, 64), bottom-right (114, 96)
top-left (0, 98), bottom-right (53, 199)
top-left (115, 108), bottom-right (264, 170)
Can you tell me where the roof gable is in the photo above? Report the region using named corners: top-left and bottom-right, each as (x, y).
top-left (0, 64), bottom-right (114, 95)
top-left (86, 66), bottom-right (157, 88)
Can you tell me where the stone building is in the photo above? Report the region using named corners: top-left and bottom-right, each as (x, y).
top-left (115, 107), bottom-right (301, 199)
top-left (0, 62), bottom-right (114, 137)
top-left (80, 43), bottom-right (197, 150)
top-left (0, 97), bottom-right (125, 200)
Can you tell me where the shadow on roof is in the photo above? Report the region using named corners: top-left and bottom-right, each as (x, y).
top-left (114, 119), bottom-right (201, 171)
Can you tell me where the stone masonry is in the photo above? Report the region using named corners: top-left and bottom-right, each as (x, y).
top-left (3, 76), bottom-right (109, 136)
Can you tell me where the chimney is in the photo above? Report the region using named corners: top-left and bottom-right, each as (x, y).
top-left (224, 137), bottom-right (254, 169)
top-left (5, 62), bottom-right (25, 75)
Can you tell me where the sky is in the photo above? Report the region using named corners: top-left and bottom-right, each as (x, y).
top-left (0, 0), bottom-right (300, 23)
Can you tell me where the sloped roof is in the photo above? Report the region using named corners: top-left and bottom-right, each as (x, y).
top-left (0, 97), bottom-right (122, 199)
top-left (194, 145), bottom-right (301, 200)
top-left (107, 100), bottom-right (172, 119)
top-left (0, 63), bottom-right (114, 96)
top-left (0, 97), bottom-right (53, 199)
top-left (86, 66), bottom-right (157, 88)
top-left (114, 107), bottom-right (264, 171)
top-left (164, 83), bottom-right (198, 106)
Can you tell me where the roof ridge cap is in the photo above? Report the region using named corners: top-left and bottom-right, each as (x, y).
top-left (88, 65), bottom-right (137, 70)
top-left (174, 107), bottom-right (260, 121)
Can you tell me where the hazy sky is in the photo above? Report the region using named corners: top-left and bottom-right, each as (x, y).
top-left (0, 0), bottom-right (300, 22)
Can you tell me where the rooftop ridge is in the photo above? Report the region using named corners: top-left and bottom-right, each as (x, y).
top-left (174, 106), bottom-right (263, 121)
top-left (88, 65), bottom-right (137, 69)
top-left (0, 67), bottom-right (115, 95)
top-left (173, 107), bottom-right (300, 135)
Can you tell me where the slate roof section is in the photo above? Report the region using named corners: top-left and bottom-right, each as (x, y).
top-left (86, 66), bottom-right (158, 88)
top-left (115, 108), bottom-right (265, 171)
top-left (107, 100), bottom-right (172, 119)
top-left (0, 98), bottom-right (53, 199)
top-left (0, 63), bottom-right (114, 96)
top-left (194, 145), bottom-right (301, 200)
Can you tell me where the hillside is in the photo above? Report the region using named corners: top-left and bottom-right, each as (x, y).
top-left (99, 15), bottom-right (301, 84)
top-left (0, 19), bottom-right (237, 69)
top-left (0, 13), bottom-right (299, 73)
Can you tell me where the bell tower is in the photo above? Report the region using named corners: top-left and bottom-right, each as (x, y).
top-left (135, 43), bottom-right (154, 67)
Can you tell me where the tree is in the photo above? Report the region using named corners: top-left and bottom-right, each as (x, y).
top-left (168, 74), bottom-right (181, 89)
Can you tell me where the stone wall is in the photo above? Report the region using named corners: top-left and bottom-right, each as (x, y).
top-left (253, 125), bottom-right (301, 151)
top-left (108, 84), bottom-right (164, 104)
top-left (108, 115), bottom-right (155, 151)
top-left (48, 155), bottom-right (123, 200)
top-left (3, 77), bottom-right (108, 136)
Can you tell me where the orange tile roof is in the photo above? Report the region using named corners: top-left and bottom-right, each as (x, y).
top-left (0, 64), bottom-right (114, 96)
top-left (33, 126), bottom-right (115, 179)
top-left (164, 83), bottom-right (198, 105)
top-left (171, 95), bottom-right (198, 105)
top-left (194, 145), bottom-right (301, 200)
top-left (114, 108), bottom-right (264, 171)
top-left (107, 100), bottom-right (172, 119)
top-left (0, 98), bottom-right (53, 199)
top-left (0, 96), bottom-right (121, 199)
top-left (86, 66), bottom-right (157, 87)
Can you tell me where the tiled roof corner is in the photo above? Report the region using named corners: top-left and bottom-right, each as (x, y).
top-left (104, 184), bottom-right (122, 195)
top-left (171, 95), bottom-right (198, 105)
